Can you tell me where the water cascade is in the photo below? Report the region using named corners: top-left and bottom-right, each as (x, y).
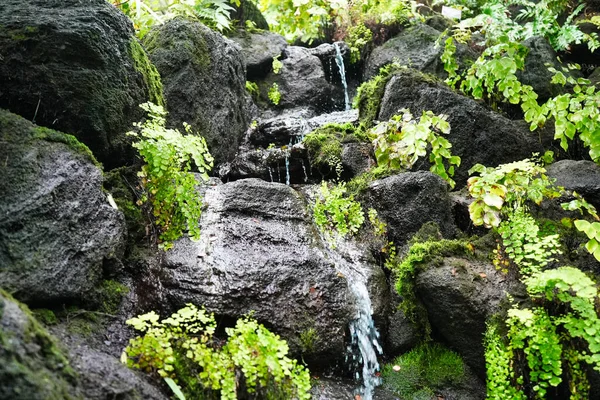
top-left (323, 237), bottom-right (383, 399)
top-left (334, 43), bottom-right (351, 111)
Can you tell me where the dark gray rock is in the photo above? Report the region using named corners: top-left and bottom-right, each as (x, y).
top-left (0, 0), bottom-right (162, 169)
top-left (547, 159), bottom-right (600, 209)
top-left (161, 179), bottom-right (389, 370)
top-left (364, 24), bottom-right (476, 80)
top-left (590, 67), bottom-right (600, 87)
top-left (415, 256), bottom-right (525, 378)
top-left (341, 142), bottom-right (375, 178)
top-left (230, 30), bottom-right (288, 80)
top-left (259, 46), bottom-right (338, 114)
top-left (365, 172), bottom-right (456, 246)
top-left (0, 109), bottom-right (126, 306)
top-left (144, 17), bottom-right (250, 167)
top-left (517, 37), bottom-right (578, 102)
top-left (0, 290), bottom-right (79, 400)
top-left (378, 69), bottom-right (544, 185)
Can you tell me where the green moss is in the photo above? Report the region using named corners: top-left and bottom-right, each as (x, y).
top-left (0, 289), bottom-right (78, 400)
top-left (382, 342), bottom-right (466, 399)
top-left (389, 235), bottom-right (477, 333)
top-left (299, 327), bottom-right (319, 354)
top-left (130, 39), bottom-right (165, 107)
top-left (33, 309), bottom-right (58, 326)
top-left (98, 280), bottom-right (129, 314)
top-left (303, 123), bottom-right (362, 178)
top-left (346, 165), bottom-right (395, 197)
top-left (33, 126), bottom-right (101, 168)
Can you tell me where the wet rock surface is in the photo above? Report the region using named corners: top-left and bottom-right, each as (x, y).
top-left (366, 172), bottom-right (457, 246)
top-left (0, 0), bottom-right (160, 168)
top-left (145, 17), bottom-right (250, 166)
top-left (547, 159), bottom-right (600, 209)
top-left (378, 69), bottom-right (543, 185)
top-left (231, 30), bottom-right (288, 79)
top-left (161, 178), bottom-right (389, 369)
top-left (0, 110), bottom-right (126, 306)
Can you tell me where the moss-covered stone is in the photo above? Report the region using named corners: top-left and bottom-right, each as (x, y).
top-left (33, 126), bottom-right (101, 168)
top-left (98, 280), bottom-right (129, 315)
top-left (129, 39), bottom-right (165, 107)
top-left (33, 309), bottom-right (58, 326)
top-left (303, 122), bottom-right (359, 178)
top-left (0, 289), bottom-right (79, 400)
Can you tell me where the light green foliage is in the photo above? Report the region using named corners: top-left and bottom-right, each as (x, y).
top-left (109, 0), bottom-right (238, 37)
top-left (543, 65), bottom-right (600, 162)
top-left (299, 328), bottom-right (318, 353)
top-left (271, 56), bottom-right (283, 74)
top-left (467, 158), bottom-right (559, 228)
top-left (245, 81), bottom-right (259, 98)
top-left (312, 181), bottom-right (365, 244)
top-left (369, 108), bottom-right (460, 188)
top-left (450, 0), bottom-right (599, 52)
top-left (127, 102), bottom-right (213, 250)
top-left (382, 342), bottom-right (465, 399)
top-left (347, 24), bottom-right (373, 64)
top-left (573, 219), bottom-right (600, 261)
top-left (268, 83), bottom-right (281, 105)
top-left (486, 267), bottom-right (600, 399)
top-left (124, 304), bottom-right (311, 400)
top-left (495, 208), bottom-right (562, 276)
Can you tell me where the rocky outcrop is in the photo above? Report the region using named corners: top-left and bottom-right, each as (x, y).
top-left (364, 24), bottom-right (476, 80)
top-left (365, 172), bottom-right (457, 245)
top-left (144, 17), bottom-right (250, 167)
top-left (230, 30), bottom-right (288, 79)
top-left (228, 0), bottom-right (270, 31)
top-left (547, 159), bottom-right (600, 209)
top-left (0, 109), bottom-right (126, 306)
top-left (0, 0), bottom-right (162, 169)
top-left (258, 46), bottom-right (339, 114)
top-left (415, 256), bottom-right (525, 377)
top-left (0, 290), bottom-right (79, 400)
top-left (160, 178), bottom-right (389, 369)
top-left (378, 69), bottom-right (543, 185)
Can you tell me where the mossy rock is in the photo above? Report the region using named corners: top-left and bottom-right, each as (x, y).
top-left (0, 0), bottom-right (164, 169)
top-left (0, 289), bottom-right (80, 400)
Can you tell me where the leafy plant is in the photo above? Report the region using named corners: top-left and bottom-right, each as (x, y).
top-left (369, 108), bottom-right (460, 188)
top-left (268, 82), bottom-right (281, 105)
top-left (382, 342), bottom-right (465, 399)
top-left (271, 55), bottom-right (283, 74)
top-left (124, 304), bottom-right (311, 400)
top-left (127, 102), bottom-right (213, 250)
top-left (245, 81), bottom-right (259, 99)
top-left (312, 181), bottom-right (365, 244)
top-left (347, 24), bottom-right (373, 64)
top-left (109, 0), bottom-right (239, 37)
top-left (485, 267), bottom-right (600, 399)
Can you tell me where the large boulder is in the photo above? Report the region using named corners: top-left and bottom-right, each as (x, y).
top-left (364, 24), bottom-right (476, 80)
top-left (415, 256), bottom-right (525, 377)
top-left (365, 172), bottom-right (457, 246)
top-left (258, 46), bottom-right (339, 114)
top-left (144, 17), bottom-right (250, 167)
top-left (230, 30), bottom-right (288, 80)
top-left (378, 69), bottom-right (543, 185)
top-left (160, 179), bottom-right (389, 369)
top-left (0, 0), bottom-right (163, 169)
top-left (0, 290), bottom-right (79, 400)
top-left (0, 109), bottom-right (126, 306)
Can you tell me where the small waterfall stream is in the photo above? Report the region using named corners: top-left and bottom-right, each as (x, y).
top-left (334, 43), bottom-right (351, 111)
top-left (322, 237), bottom-right (383, 399)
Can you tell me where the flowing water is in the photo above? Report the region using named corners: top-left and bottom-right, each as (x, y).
top-left (323, 237), bottom-right (383, 399)
top-left (334, 43), bottom-right (351, 111)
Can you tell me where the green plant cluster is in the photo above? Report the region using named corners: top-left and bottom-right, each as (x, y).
top-left (347, 24), bottom-right (373, 64)
top-left (128, 102), bottom-right (213, 250)
top-left (485, 267), bottom-right (600, 399)
top-left (109, 0), bottom-right (239, 37)
top-left (302, 122), bottom-right (359, 179)
top-left (312, 181), bottom-right (365, 244)
top-left (369, 108), bottom-right (461, 188)
top-left (268, 83), bottom-right (281, 105)
top-left (124, 304), bottom-right (311, 400)
top-left (382, 342), bottom-right (466, 400)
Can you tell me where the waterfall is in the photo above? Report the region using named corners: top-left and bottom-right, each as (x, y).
top-left (334, 43), bottom-right (351, 111)
top-left (323, 238), bottom-right (383, 400)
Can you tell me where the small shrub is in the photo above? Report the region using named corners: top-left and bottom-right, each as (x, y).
top-left (124, 304), bottom-right (311, 400)
top-left (128, 102), bottom-right (213, 250)
top-left (268, 83), bottom-right (281, 105)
